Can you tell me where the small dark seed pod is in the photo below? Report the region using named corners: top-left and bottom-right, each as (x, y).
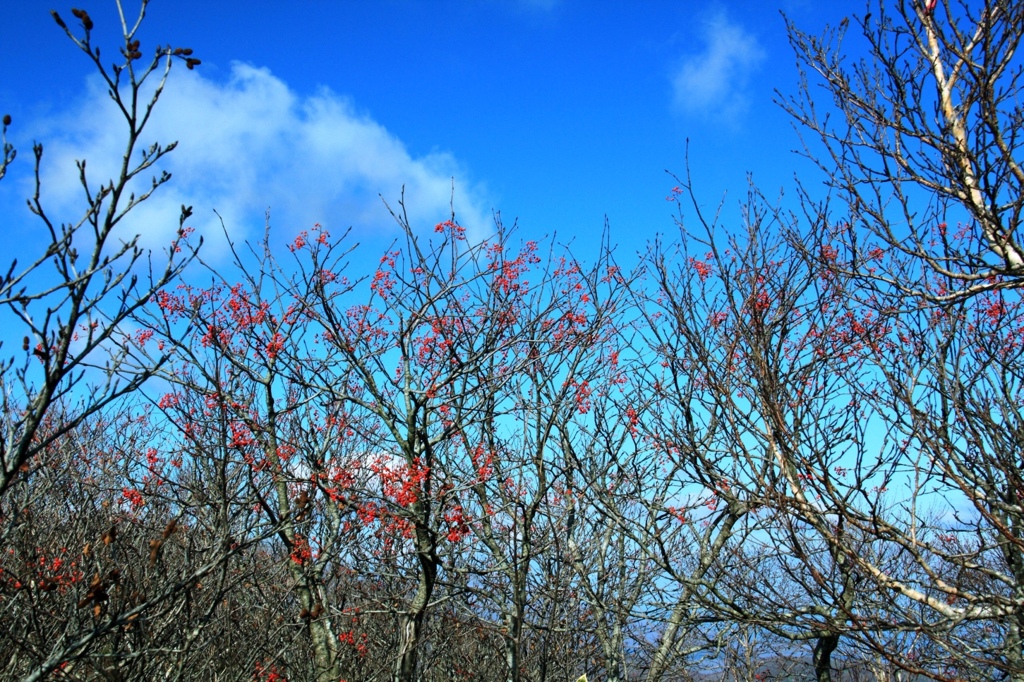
top-left (72, 8), bottom-right (94, 30)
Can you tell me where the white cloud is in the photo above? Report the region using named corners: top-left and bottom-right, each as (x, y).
top-left (670, 10), bottom-right (765, 121)
top-left (19, 62), bottom-right (492, 260)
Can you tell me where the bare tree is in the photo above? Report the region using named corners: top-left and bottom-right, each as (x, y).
top-left (310, 206), bottom-right (624, 682)
top-left (782, 0), bottom-right (1024, 302)
top-left (627, 178), bottom-right (914, 682)
top-left (450, 237), bottom-right (631, 682)
top-left (0, 0), bottom-right (200, 498)
top-left (778, 1), bottom-right (1024, 679)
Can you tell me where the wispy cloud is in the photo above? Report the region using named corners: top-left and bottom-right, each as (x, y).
top-left (16, 63), bottom-right (491, 259)
top-left (670, 10), bottom-right (765, 121)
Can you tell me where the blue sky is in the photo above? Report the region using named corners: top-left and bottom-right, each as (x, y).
top-left (1, 0), bottom-right (852, 266)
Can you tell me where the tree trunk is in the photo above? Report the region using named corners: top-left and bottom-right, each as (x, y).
top-left (394, 609), bottom-right (426, 682)
top-left (812, 633), bottom-right (838, 682)
top-left (393, 522), bottom-right (438, 682)
top-left (504, 607), bottom-right (522, 682)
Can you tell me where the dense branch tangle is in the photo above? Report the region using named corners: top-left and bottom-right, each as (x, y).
top-left (782, 0), bottom-right (1024, 302)
top-left (3, 1), bottom-right (1024, 681)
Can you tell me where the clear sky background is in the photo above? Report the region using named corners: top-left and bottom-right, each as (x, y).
top-left (1, 0), bottom-right (857, 269)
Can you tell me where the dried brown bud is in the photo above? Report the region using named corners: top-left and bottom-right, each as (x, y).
top-left (163, 519), bottom-right (178, 538)
top-left (181, 47), bottom-right (193, 56)
top-left (82, 542), bottom-right (91, 557)
top-left (71, 9), bottom-right (93, 30)
top-left (22, 337), bottom-right (28, 351)
top-left (310, 603), bottom-right (323, 618)
top-left (2, 114), bottom-right (11, 126)
top-left (186, 58), bottom-right (201, 70)
top-left (102, 526), bottom-right (116, 545)
top-left (50, 11), bottom-right (67, 30)
top-left (299, 608), bottom-right (310, 619)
